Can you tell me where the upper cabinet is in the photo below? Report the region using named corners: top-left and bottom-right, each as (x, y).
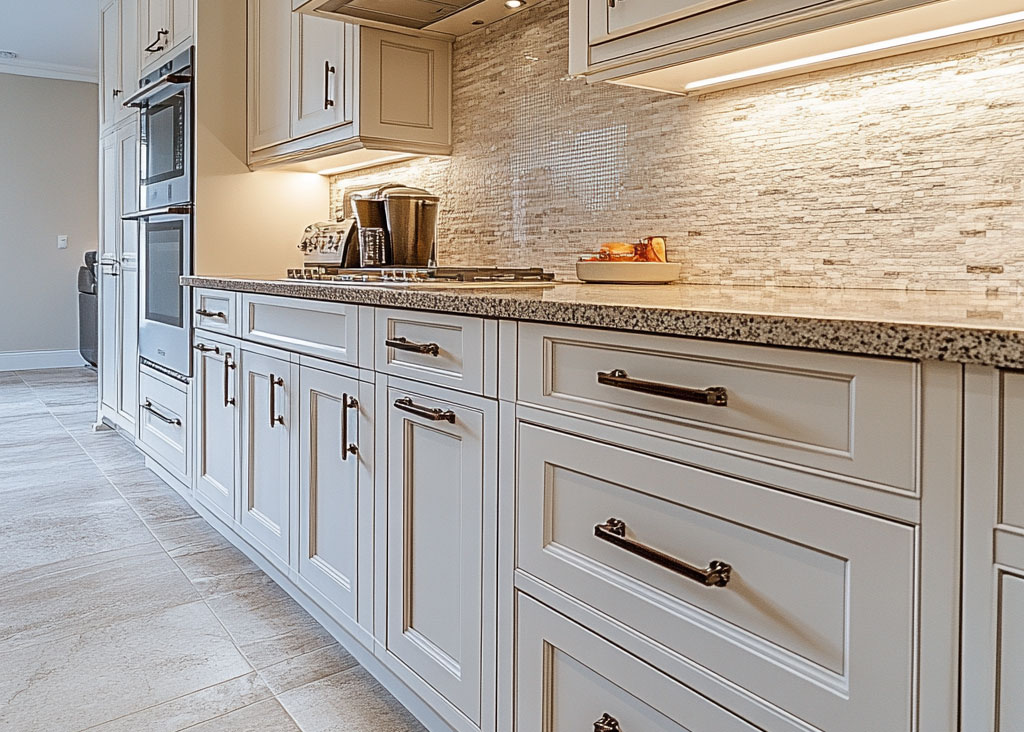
top-left (571, 0), bottom-right (1024, 95)
top-left (247, 0), bottom-right (452, 172)
top-left (99, 0), bottom-right (139, 131)
top-left (139, 0), bottom-right (194, 73)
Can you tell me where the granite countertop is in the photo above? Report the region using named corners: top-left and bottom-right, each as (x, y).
top-left (183, 275), bottom-right (1024, 368)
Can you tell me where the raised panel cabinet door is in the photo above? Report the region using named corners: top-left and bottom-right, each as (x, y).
top-left (589, 0), bottom-right (736, 43)
top-left (298, 365), bottom-right (364, 625)
top-left (117, 0), bottom-right (139, 122)
top-left (249, 0), bottom-right (292, 151)
top-left (100, 0), bottom-right (121, 130)
top-left (291, 13), bottom-right (352, 139)
top-left (195, 339), bottom-right (239, 524)
top-left (239, 349), bottom-right (292, 566)
top-left (998, 573), bottom-right (1024, 731)
top-left (170, 0), bottom-right (193, 53)
top-left (99, 132), bottom-right (121, 414)
top-left (139, 0), bottom-right (171, 69)
top-left (385, 384), bottom-right (490, 724)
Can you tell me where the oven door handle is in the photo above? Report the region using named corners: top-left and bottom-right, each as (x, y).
top-left (123, 71), bottom-right (192, 108)
top-left (122, 205), bottom-right (193, 220)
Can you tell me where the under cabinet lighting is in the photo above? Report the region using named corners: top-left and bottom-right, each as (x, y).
top-left (504, 0), bottom-right (525, 8)
top-left (684, 10), bottom-right (1024, 91)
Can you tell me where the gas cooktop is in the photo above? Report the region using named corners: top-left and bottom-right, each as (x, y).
top-left (286, 266), bottom-right (556, 287)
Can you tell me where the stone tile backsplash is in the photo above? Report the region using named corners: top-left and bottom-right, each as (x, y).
top-left (329, 0), bottom-right (1024, 291)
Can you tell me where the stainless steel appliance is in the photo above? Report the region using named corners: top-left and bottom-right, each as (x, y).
top-left (125, 48), bottom-right (193, 210)
top-left (286, 266), bottom-right (555, 287)
top-left (352, 184), bottom-right (439, 267)
top-left (123, 47), bottom-right (196, 378)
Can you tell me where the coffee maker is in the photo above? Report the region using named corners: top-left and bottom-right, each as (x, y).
top-left (352, 184), bottom-right (440, 267)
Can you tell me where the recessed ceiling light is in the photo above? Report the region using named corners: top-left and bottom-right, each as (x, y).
top-left (0, 50), bottom-right (18, 60)
top-left (504, 0), bottom-right (525, 9)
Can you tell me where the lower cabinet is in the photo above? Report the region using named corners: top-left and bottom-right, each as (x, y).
top-left (382, 380), bottom-right (497, 727)
top-left (239, 347), bottom-right (296, 568)
top-left (997, 573), bottom-right (1024, 730)
top-left (515, 593), bottom-right (758, 732)
top-left (297, 363), bottom-right (372, 638)
top-left (194, 335), bottom-right (239, 523)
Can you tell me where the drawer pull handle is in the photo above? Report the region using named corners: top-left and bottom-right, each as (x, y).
top-left (223, 353), bottom-right (236, 408)
top-left (342, 393), bottom-right (359, 460)
top-left (194, 343), bottom-right (219, 353)
top-left (394, 397), bottom-right (456, 424)
top-left (269, 374), bottom-right (285, 428)
top-left (196, 308), bottom-right (227, 320)
top-left (594, 713), bottom-right (621, 732)
top-left (386, 336), bottom-right (440, 357)
top-left (597, 369), bottom-right (728, 407)
top-left (594, 518), bottom-right (732, 588)
top-left (142, 399), bottom-right (181, 427)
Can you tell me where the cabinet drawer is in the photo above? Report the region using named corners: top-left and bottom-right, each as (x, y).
top-left (998, 572), bottom-right (1024, 731)
top-left (242, 293), bottom-right (358, 364)
top-left (375, 309), bottom-right (489, 394)
top-left (138, 370), bottom-right (189, 481)
top-left (517, 422), bottom-right (915, 732)
top-left (194, 288), bottom-right (239, 337)
top-left (518, 322), bottom-right (917, 492)
top-left (1001, 372), bottom-right (1024, 531)
top-left (515, 593), bottom-right (757, 732)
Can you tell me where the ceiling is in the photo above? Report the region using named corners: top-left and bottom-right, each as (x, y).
top-left (0, 0), bottom-right (99, 83)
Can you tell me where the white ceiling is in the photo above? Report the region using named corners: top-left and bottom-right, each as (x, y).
top-left (0, 0), bottom-right (99, 82)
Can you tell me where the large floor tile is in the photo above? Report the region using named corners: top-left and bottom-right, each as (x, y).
top-left (0, 601), bottom-right (252, 731)
top-left (84, 672), bottom-right (274, 732)
top-left (182, 697), bottom-right (301, 732)
top-left (208, 593), bottom-right (336, 670)
top-left (258, 643), bottom-right (361, 696)
top-left (278, 667), bottom-right (426, 732)
top-left (0, 543), bottom-right (197, 652)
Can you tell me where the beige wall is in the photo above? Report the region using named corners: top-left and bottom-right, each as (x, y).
top-left (330, 0), bottom-right (1024, 292)
top-left (0, 73), bottom-right (98, 355)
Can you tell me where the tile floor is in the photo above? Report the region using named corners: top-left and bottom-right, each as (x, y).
top-left (0, 368), bottom-right (426, 732)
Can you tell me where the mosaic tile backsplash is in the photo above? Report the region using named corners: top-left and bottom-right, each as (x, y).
top-left (329, 0), bottom-right (1024, 291)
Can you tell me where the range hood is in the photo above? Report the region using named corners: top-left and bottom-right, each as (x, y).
top-left (294, 0), bottom-right (529, 37)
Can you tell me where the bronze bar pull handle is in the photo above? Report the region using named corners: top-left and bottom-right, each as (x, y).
top-left (269, 374), bottom-right (284, 428)
top-left (394, 397), bottom-right (456, 424)
top-left (386, 336), bottom-right (440, 357)
top-left (223, 353), bottom-right (236, 408)
top-left (195, 308), bottom-right (227, 319)
top-left (194, 343), bottom-right (219, 353)
top-left (596, 369), bottom-right (728, 407)
top-left (593, 713), bottom-right (621, 732)
top-left (145, 29), bottom-right (169, 53)
top-left (142, 400), bottom-right (181, 426)
top-left (324, 60), bottom-right (336, 109)
top-left (341, 394), bottom-right (359, 460)
top-left (594, 518), bottom-right (732, 588)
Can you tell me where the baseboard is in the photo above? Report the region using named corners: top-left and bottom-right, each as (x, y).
top-left (0, 349), bottom-right (87, 371)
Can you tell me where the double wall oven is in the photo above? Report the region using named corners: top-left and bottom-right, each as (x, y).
top-left (123, 48), bottom-right (194, 378)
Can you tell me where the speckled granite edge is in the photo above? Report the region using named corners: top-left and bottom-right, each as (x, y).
top-left (183, 276), bottom-right (1024, 369)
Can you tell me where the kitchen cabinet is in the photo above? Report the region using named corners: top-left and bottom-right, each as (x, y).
top-left (239, 347), bottom-right (296, 568)
top-left (100, 0), bottom-right (139, 131)
top-left (381, 379), bottom-right (497, 727)
top-left (98, 119), bottom-right (140, 435)
top-left (193, 335), bottom-right (240, 524)
top-left (139, 0), bottom-right (193, 73)
top-left (247, 1), bottom-right (452, 172)
top-left (138, 367), bottom-right (190, 482)
top-left (569, 0), bottom-right (967, 94)
top-left (297, 363), bottom-right (372, 636)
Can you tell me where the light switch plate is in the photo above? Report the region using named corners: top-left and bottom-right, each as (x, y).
top-left (57, 235), bottom-right (68, 250)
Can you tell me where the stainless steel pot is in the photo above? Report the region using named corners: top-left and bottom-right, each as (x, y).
top-left (383, 187), bottom-right (440, 267)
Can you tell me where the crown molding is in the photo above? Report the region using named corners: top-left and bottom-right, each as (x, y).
top-left (0, 59), bottom-right (97, 83)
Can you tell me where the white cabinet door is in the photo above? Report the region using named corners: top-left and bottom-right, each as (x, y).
top-left (100, 0), bottom-right (121, 131)
top-left (117, 0), bottom-right (139, 122)
top-left (195, 338), bottom-right (239, 524)
top-left (240, 348), bottom-right (294, 566)
top-left (248, 0), bottom-right (293, 151)
top-left (298, 365), bottom-right (368, 630)
top-left (170, 0), bottom-right (193, 54)
top-left (99, 131), bottom-right (120, 416)
top-left (116, 121), bottom-right (139, 428)
top-left (384, 382), bottom-right (495, 725)
top-left (139, 0), bottom-right (171, 68)
top-left (591, 0), bottom-right (735, 43)
top-left (998, 573), bottom-right (1024, 731)
top-left (291, 13), bottom-right (351, 139)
